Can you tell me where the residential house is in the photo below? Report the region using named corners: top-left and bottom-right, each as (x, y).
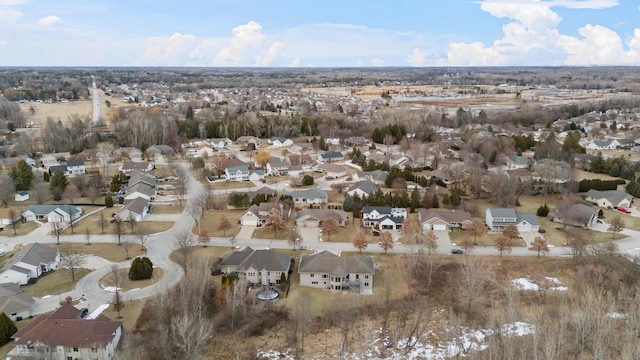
top-left (239, 203), bottom-right (283, 227)
top-left (65, 160), bottom-right (86, 175)
top-left (290, 143), bottom-right (314, 153)
top-left (346, 136), bottom-right (368, 146)
top-left (585, 140), bottom-right (619, 150)
top-left (0, 283), bottom-right (34, 321)
top-left (552, 203), bottom-right (598, 228)
top-left (0, 243), bottom-right (60, 285)
top-left (418, 209), bottom-right (472, 231)
top-left (298, 251), bottom-right (374, 293)
top-left (362, 206), bottom-right (407, 230)
top-left (485, 208), bottom-right (540, 233)
top-left (506, 169), bottom-right (534, 182)
top-left (120, 162), bottom-right (154, 173)
top-left (346, 181), bottom-right (379, 198)
top-left (288, 154), bottom-right (313, 166)
top-left (236, 136), bottom-right (263, 148)
top-left (14, 191), bottom-right (29, 202)
top-left (0, 207), bottom-right (22, 229)
top-left (288, 188), bottom-right (329, 205)
top-left (219, 247), bottom-right (292, 286)
top-left (225, 165), bottom-right (250, 182)
top-left (145, 144), bottom-right (175, 157)
top-left (585, 189), bottom-right (633, 209)
top-left (506, 155), bottom-right (531, 170)
top-left (115, 198), bottom-right (150, 222)
top-left (286, 164), bottom-right (304, 178)
top-left (532, 160), bottom-right (573, 184)
top-left (127, 171), bottom-right (157, 189)
top-left (123, 183), bottom-right (156, 201)
top-left (115, 147), bottom-right (143, 161)
top-left (295, 209), bottom-right (348, 227)
top-left (39, 152), bottom-right (70, 170)
top-left (209, 138), bottom-right (232, 149)
top-left (269, 137), bottom-right (293, 147)
top-left (249, 169), bottom-right (265, 182)
top-left (354, 170), bottom-right (388, 185)
top-left (9, 303), bottom-right (122, 360)
top-left (23, 205), bottom-right (82, 223)
top-left (195, 143), bottom-right (216, 158)
top-left (266, 157), bottom-right (290, 176)
top-left (317, 163), bottom-right (347, 179)
top-left (318, 151), bottom-right (344, 163)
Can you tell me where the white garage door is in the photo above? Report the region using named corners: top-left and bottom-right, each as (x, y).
top-left (242, 219), bottom-right (258, 226)
top-left (433, 224), bottom-right (447, 231)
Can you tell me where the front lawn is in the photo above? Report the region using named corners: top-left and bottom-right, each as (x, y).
top-left (98, 267), bottom-right (165, 292)
top-left (253, 214), bottom-right (296, 239)
top-left (61, 208), bottom-right (174, 235)
top-left (25, 269), bottom-right (91, 297)
top-left (197, 209), bottom-right (243, 237)
top-left (50, 242), bottom-right (145, 263)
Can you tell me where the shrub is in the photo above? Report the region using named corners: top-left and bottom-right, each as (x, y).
top-left (129, 257), bottom-right (153, 280)
top-left (0, 313), bottom-right (17, 345)
top-left (105, 196), bottom-right (114, 208)
top-left (537, 203), bottom-right (550, 217)
top-left (302, 175), bottom-right (314, 186)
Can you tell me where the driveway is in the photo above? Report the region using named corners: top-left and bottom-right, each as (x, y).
top-left (236, 225), bottom-right (256, 241)
top-left (297, 226), bottom-right (320, 244)
top-left (435, 230), bottom-right (453, 252)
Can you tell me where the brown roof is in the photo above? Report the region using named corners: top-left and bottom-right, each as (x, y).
top-left (13, 303), bottom-right (121, 348)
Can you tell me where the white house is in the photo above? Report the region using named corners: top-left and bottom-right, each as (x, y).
top-left (196, 144), bottom-right (216, 158)
top-left (120, 162), bottom-right (154, 173)
top-left (585, 140), bottom-right (619, 150)
top-left (287, 188), bottom-right (328, 205)
top-left (418, 209), bottom-right (472, 231)
top-left (115, 198), bottom-right (150, 222)
top-left (295, 209), bottom-right (348, 227)
top-left (23, 205), bottom-right (82, 223)
top-left (225, 165), bottom-right (250, 182)
top-left (0, 283), bottom-right (34, 321)
top-left (0, 208), bottom-right (22, 229)
top-left (269, 137), bottom-right (294, 147)
top-left (14, 192), bottom-right (29, 202)
top-left (298, 251), bottom-right (374, 294)
top-left (10, 303), bottom-right (123, 360)
top-left (0, 243), bottom-right (60, 285)
top-left (362, 206), bottom-right (407, 230)
top-left (485, 208), bottom-right (540, 233)
top-left (219, 247), bottom-right (292, 286)
top-left (123, 183), bottom-right (156, 201)
top-left (585, 189), bottom-right (633, 209)
top-left (65, 160), bottom-right (86, 175)
top-left (239, 203), bottom-right (283, 227)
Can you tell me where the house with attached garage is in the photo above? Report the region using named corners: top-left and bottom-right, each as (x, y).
top-left (295, 209), bottom-right (348, 227)
top-left (485, 208), bottom-right (540, 233)
top-left (585, 140), bottom-right (619, 150)
top-left (552, 203), bottom-right (598, 228)
top-left (23, 205), bottom-right (82, 223)
top-left (123, 183), bottom-right (156, 201)
top-left (362, 206), bottom-right (407, 230)
top-left (317, 163), bottom-right (347, 179)
top-left (0, 283), bottom-right (34, 321)
top-left (115, 197), bottom-right (150, 222)
top-left (268, 137), bottom-right (294, 147)
top-left (266, 157), bottom-right (290, 176)
top-left (418, 209), bottom-right (472, 231)
top-left (120, 161), bottom-right (154, 173)
top-left (219, 247), bottom-right (292, 286)
top-left (9, 303), bottom-right (122, 360)
top-left (0, 243), bottom-right (60, 285)
top-left (288, 188), bottom-right (328, 205)
top-left (127, 171), bottom-right (157, 189)
top-left (239, 203), bottom-right (284, 227)
top-left (318, 151), bottom-right (344, 163)
top-left (298, 251), bottom-right (374, 294)
top-left (584, 189), bottom-right (633, 209)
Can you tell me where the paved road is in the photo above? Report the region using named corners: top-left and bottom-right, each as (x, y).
top-left (91, 75), bottom-right (101, 125)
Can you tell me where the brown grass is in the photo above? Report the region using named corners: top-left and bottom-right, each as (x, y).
top-left (253, 215), bottom-right (295, 240)
top-left (61, 208), bottom-right (174, 235)
top-left (24, 269), bottom-right (91, 297)
top-left (209, 181), bottom-right (255, 191)
top-left (149, 203), bottom-right (181, 214)
top-left (197, 209), bottom-right (243, 237)
top-left (102, 298), bottom-right (148, 331)
top-left (49, 242), bottom-right (145, 263)
top-left (0, 221), bottom-right (39, 236)
top-left (98, 267), bottom-right (165, 292)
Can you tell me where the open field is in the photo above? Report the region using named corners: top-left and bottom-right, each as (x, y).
top-left (197, 209), bottom-right (243, 238)
top-left (60, 208), bottom-right (174, 236)
top-left (571, 168), bottom-right (623, 182)
top-left (24, 269), bottom-right (91, 297)
top-left (209, 181), bottom-right (254, 190)
top-left (49, 242), bottom-right (145, 263)
top-left (149, 203), bottom-right (181, 214)
top-left (0, 221), bottom-right (39, 236)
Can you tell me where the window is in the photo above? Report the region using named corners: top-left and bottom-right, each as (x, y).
top-left (322, 274), bottom-right (328, 279)
top-left (364, 275), bottom-right (369, 279)
top-left (364, 282), bottom-right (369, 287)
top-left (91, 348), bottom-right (98, 353)
top-left (74, 347), bottom-right (79, 352)
top-left (276, 279), bottom-right (280, 285)
top-left (355, 274), bottom-right (359, 280)
top-left (67, 357), bottom-right (73, 360)
top-left (310, 273), bottom-right (314, 278)
top-left (65, 347), bottom-right (72, 353)
top-left (311, 281), bottom-right (318, 285)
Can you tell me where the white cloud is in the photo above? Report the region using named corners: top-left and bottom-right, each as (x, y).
top-left (371, 58), bottom-right (384, 66)
top-left (355, 59), bottom-right (363, 67)
top-left (408, 48), bottom-right (426, 66)
top-left (559, 24), bottom-right (640, 65)
top-left (0, 7), bottom-right (22, 23)
top-left (255, 41), bottom-right (284, 66)
top-left (288, 57), bottom-right (300, 67)
top-left (480, 1), bottom-right (562, 32)
top-left (137, 32), bottom-right (202, 66)
top-left (546, 0), bottom-right (618, 9)
top-left (36, 15), bottom-right (62, 26)
top-left (213, 21), bottom-right (266, 66)
top-left (0, 0), bottom-right (28, 5)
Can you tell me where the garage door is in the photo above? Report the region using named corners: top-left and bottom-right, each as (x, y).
top-left (433, 224), bottom-right (447, 231)
top-left (242, 219), bottom-right (258, 226)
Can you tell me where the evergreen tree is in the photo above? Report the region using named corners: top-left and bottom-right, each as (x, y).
top-left (431, 193), bottom-right (440, 208)
top-left (10, 159), bottom-right (34, 191)
top-left (49, 170), bottom-right (68, 201)
top-left (609, 163), bottom-right (621, 178)
top-left (343, 194), bottom-right (355, 212)
top-left (0, 313), bottom-right (17, 345)
top-left (410, 188), bottom-right (421, 212)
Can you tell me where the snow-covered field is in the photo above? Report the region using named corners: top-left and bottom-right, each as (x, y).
top-left (257, 322), bottom-right (535, 360)
top-left (511, 277), bottom-right (568, 291)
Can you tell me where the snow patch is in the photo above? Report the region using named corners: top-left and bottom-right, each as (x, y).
top-left (40, 295), bottom-right (52, 299)
top-left (101, 286), bottom-right (120, 293)
top-left (512, 277), bottom-right (568, 291)
top-left (607, 312), bottom-right (626, 319)
top-left (86, 304), bottom-right (109, 320)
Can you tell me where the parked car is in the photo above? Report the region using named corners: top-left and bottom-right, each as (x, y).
top-left (451, 248), bottom-right (464, 254)
top-left (616, 206), bottom-right (632, 214)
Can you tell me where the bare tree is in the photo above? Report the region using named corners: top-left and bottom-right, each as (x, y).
top-left (33, 182), bottom-right (50, 205)
top-left (217, 214), bottom-right (231, 236)
top-left (60, 250), bottom-right (86, 282)
top-left (568, 231), bottom-right (589, 264)
top-left (85, 227), bottom-right (91, 245)
top-left (466, 219), bottom-right (487, 246)
top-left (63, 183), bottom-right (80, 204)
top-left (198, 230), bottom-right (210, 247)
top-left (0, 174), bottom-right (15, 207)
top-left (353, 230), bottom-right (368, 253)
top-left (608, 216), bottom-right (625, 239)
top-left (133, 226), bottom-right (149, 252)
top-left (108, 264), bottom-right (124, 319)
top-left (378, 231), bottom-right (394, 253)
top-left (174, 230), bottom-right (194, 271)
top-left (495, 234), bottom-right (512, 256)
top-left (187, 193), bottom-right (204, 234)
top-left (321, 217), bottom-right (339, 241)
top-left (173, 165), bottom-right (188, 209)
top-left (460, 257), bottom-right (488, 318)
top-left (288, 230), bottom-right (303, 251)
top-left (113, 218), bottom-right (124, 245)
top-left (99, 211), bottom-right (107, 233)
top-left (503, 224), bottom-right (520, 243)
top-left (529, 235), bottom-right (550, 257)
top-left (86, 185), bottom-right (99, 205)
top-left (51, 221), bottom-right (63, 245)
top-left (424, 229), bottom-right (439, 255)
top-left (8, 208), bottom-right (18, 236)
top-left (122, 236), bottom-right (133, 260)
top-left (97, 142), bottom-right (116, 180)
top-left (266, 212), bottom-right (285, 238)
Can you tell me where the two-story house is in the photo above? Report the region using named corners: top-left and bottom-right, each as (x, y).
top-left (239, 203), bottom-right (284, 227)
top-left (361, 206), bottom-right (407, 230)
top-left (485, 208), bottom-right (540, 233)
top-left (298, 251), bottom-right (374, 294)
top-left (220, 247), bottom-right (292, 286)
top-left (225, 165), bottom-right (250, 182)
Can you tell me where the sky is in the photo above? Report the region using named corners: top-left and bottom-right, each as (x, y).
top-left (0, 0), bottom-right (639, 67)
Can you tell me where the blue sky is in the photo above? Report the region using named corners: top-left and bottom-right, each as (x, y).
top-left (0, 0), bottom-right (639, 66)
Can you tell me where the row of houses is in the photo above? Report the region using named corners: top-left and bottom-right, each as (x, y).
top-left (220, 247), bottom-right (375, 294)
top-left (114, 169), bottom-right (157, 222)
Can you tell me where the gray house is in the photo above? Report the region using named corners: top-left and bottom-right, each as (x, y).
top-left (220, 247), bottom-right (292, 286)
top-left (287, 188), bottom-right (329, 205)
top-left (0, 243), bottom-right (60, 285)
top-left (298, 251), bottom-right (374, 293)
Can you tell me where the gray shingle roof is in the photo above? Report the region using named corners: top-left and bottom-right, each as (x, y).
top-left (585, 189), bottom-right (630, 207)
top-left (2, 243), bottom-right (57, 271)
top-left (236, 249), bottom-right (291, 272)
top-left (296, 209), bottom-right (347, 223)
top-left (25, 205), bottom-right (81, 216)
top-left (298, 251), bottom-right (374, 274)
top-left (516, 213), bottom-right (540, 226)
top-left (348, 180), bottom-right (379, 194)
top-left (0, 283), bottom-right (34, 314)
top-left (489, 208), bottom-right (518, 219)
top-left (419, 209), bottom-right (472, 224)
top-left (288, 188), bottom-right (328, 200)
